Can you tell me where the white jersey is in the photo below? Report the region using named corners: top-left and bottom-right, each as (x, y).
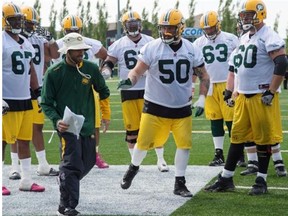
top-left (2, 31), bottom-right (35, 100)
top-left (139, 38), bottom-right (204, 108)
top-left (108, 34), bottom-right (154, 90)
top-left (193, 31), bottom-right (238, 83)
top-left (236, 25), bottom-right (285, 94)
top-left (53, 36), bottom-right (102, 64)
top-left (28, 34), bottom-right (47, 86)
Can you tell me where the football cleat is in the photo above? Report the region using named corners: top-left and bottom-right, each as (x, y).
top-left (174, 177), bottom-right (193, 197)
top-left (120, 164), bottom-right (139, 189)
top-left (157, 160), bottom-right (169, 172)
top-left (204, 174), bottom-right (235, 192)
top-left (274, 160), bottom-right (287, 177)
top-left (209, 149), bottom-right (225, 166)
top-left (249, 176), bottom-right (268, 195)
top-left (2, 186), bottom-right (11, 196)
top-left (240, 160), bottom-right (258, 176)
top-left (9, 171), bottom-right (21, 180)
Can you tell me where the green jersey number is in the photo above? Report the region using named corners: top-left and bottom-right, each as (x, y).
top-left (12, 51), bottom-right (33, 75)
top-left (233, 44), bottom-right (257, 73)
top-left (158, 59), bottom-right (190, 84)
top-left (124, 50), bottom-right (138, 69)
top-left (203, 44), bottom-right (228, 64)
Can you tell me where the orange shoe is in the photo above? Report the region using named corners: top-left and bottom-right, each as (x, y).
top-left (19, 183), bottom-right (45, 192)
top-left (96, 154), bottom-right (109, 169)
top-left (2, 186), bottom-right (11, 196)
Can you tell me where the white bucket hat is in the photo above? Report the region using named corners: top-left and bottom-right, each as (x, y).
top-left (58, 32), bottom-right (91, 54)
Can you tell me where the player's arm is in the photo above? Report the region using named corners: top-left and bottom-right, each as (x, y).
top-left (193, 63), bottom-right (210, 97)
top-left (128, 60), bottom-right (148, 85)
top-left (44, 40), bottom-right (60, 60)
top-left (30, 62), bottom-right (40, 91)
top-left (95, 46), bottom-right (108, 61)
top-left (268, 47), bottom-right (287, 93)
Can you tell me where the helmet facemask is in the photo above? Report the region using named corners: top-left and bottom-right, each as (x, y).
top-left (158, 24), bottom-right (180, 45)
top-left (23, 19), bottom-right (38, 37)
top-left (5, 15), bottom-right (23, 34)
top-left (203, 25), bottom-right (219, 41)
top-left (124, 19), bottom-right (141, 37)
top-left (238, 11), bottom-right (257, 31)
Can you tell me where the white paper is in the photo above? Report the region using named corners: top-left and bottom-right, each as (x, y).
top-left (63, 106), bottom-right (85, 138)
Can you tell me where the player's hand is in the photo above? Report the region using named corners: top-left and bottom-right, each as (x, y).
top-left (101, 119), bottom-right (110, 133)
top-left (56, 120), bottom-right (69, 133)
top-left (261, 90), bottom-right (274, 106)
top-left (101, 68), bottom-right (111, 80)
top-left (223, 89), bottom-right (235, 107)
top-left (117, 78), bottom-right (132, 90)
top-left (2, 100), bottom-right (9, 115)
top-left (193, 95), bottom-right (205, 117)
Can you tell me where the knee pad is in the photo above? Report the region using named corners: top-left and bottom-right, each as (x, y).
top-left (125, 130), bottom-right (139, 145)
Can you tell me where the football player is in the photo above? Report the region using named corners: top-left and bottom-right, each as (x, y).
top-left (118, 9), bottom-right (210, 197)
top-left (224, 20), bottom-right (287, 177)
top-left (55, 14), bottom-right (110, 169)
top-left (4, 5), bottom-right (61, 179)
top-left (2, 2), bottom-right (45, 194)
top-left (205, 0), bottom-right (287, 195)
top-left (101, 11), bottom-right (169, 172)
top-left (193, 11), bottom-right (239, 167)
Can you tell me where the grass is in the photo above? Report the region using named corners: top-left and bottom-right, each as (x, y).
top-left (4, 77), bottom-right (288, 215)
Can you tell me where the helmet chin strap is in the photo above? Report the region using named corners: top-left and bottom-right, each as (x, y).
top-left (66, 51), bottom-right (91, 80)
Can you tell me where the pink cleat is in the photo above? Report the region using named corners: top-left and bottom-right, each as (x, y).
top-left (2, 186), bottom-right (11, 196)
top-left (19, 183), bottom-right (45, 192)
top-left (96, 153), bottom-right (109, 169)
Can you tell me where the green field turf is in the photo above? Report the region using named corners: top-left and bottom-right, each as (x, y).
top-left (4, 78), bottom-right (288, 215)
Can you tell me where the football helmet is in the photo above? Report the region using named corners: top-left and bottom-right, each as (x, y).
top-left (62, 15), bottom-right (83, 35)
top-left (158, 9), bottom-right (185, 44)
top-left (2, 2), bottom-right (23, 34)
top-left (21, 6), bottom-right (39, 37)
top-left (121, 11), bottom-right (142, 37)
top-left (200, 11), bottom-right (221, 40)
top-left (238, 0), bottom-right (266, 31)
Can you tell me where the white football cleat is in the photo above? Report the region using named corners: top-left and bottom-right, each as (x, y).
top-left (157, 160), bottom-right (169, 172)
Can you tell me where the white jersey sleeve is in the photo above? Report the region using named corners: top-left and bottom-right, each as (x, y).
top-left (2, 31), bottom-right (35, 100)
top-left (236, 25), bottom-right (285, 94)
top-left (108, 34), bottom-right (154, 90)
top-left (138, 38), bottom-right (204, 108)
top-left (193, 31), bottom-right (239, 83)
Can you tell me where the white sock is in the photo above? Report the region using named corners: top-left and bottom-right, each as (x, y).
top-left (155, 147), bottom-right (164, 162)
top-left (213, 137), bottom-right (224, 150)
top-left (128, 148), bottom-right (134, 158)
top-left (10, 152), bottom-right (20, 172)
top-left (245, 146), bottom-right (258, 161)
top-left (20, 158), bottom-right (32, 181)
top-left (96, 146), bottom-right (99, 153)
top-left (271, 144), bottom-right (282, 161)
top-left (131, 145), bottom-right (147, 166)
top-left (174, 148), bottom-right (189, 176)
top-left (36, 150), bottom-right (49, 168)
top-left (222, 169), bottom-right (234, 178)
top-left (257, 172), bottom-right (267, 181)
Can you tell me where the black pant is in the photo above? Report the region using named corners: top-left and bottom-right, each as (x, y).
top-left (58, 132), bottom-right (96, 209)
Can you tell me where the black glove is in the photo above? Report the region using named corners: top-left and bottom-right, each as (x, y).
top-left (261, 90), bottom-right (274, 106)
top-left (223, 89), bottom-right (235, 107)
top-left (117, 78), bottom-right (133, 90)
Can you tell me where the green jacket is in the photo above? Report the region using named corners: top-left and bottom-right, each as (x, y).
top-left (41, 59), bottom-right (110, 136)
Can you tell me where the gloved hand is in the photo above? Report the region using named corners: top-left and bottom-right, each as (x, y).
top-left (101, 68), bottom-right (111, 80)
top-left (261, 90), bottom-right (274, 106)
top-left (117, 78), bottom-right (132, 90)
top-left (193, 95), bottom-right (205, 117)
top-left (36, 26), bottom-right (54, 42)
top-left (223, 89), bottom-right (235, 107)
top-left (2, 100), bottom-right (9, 115)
